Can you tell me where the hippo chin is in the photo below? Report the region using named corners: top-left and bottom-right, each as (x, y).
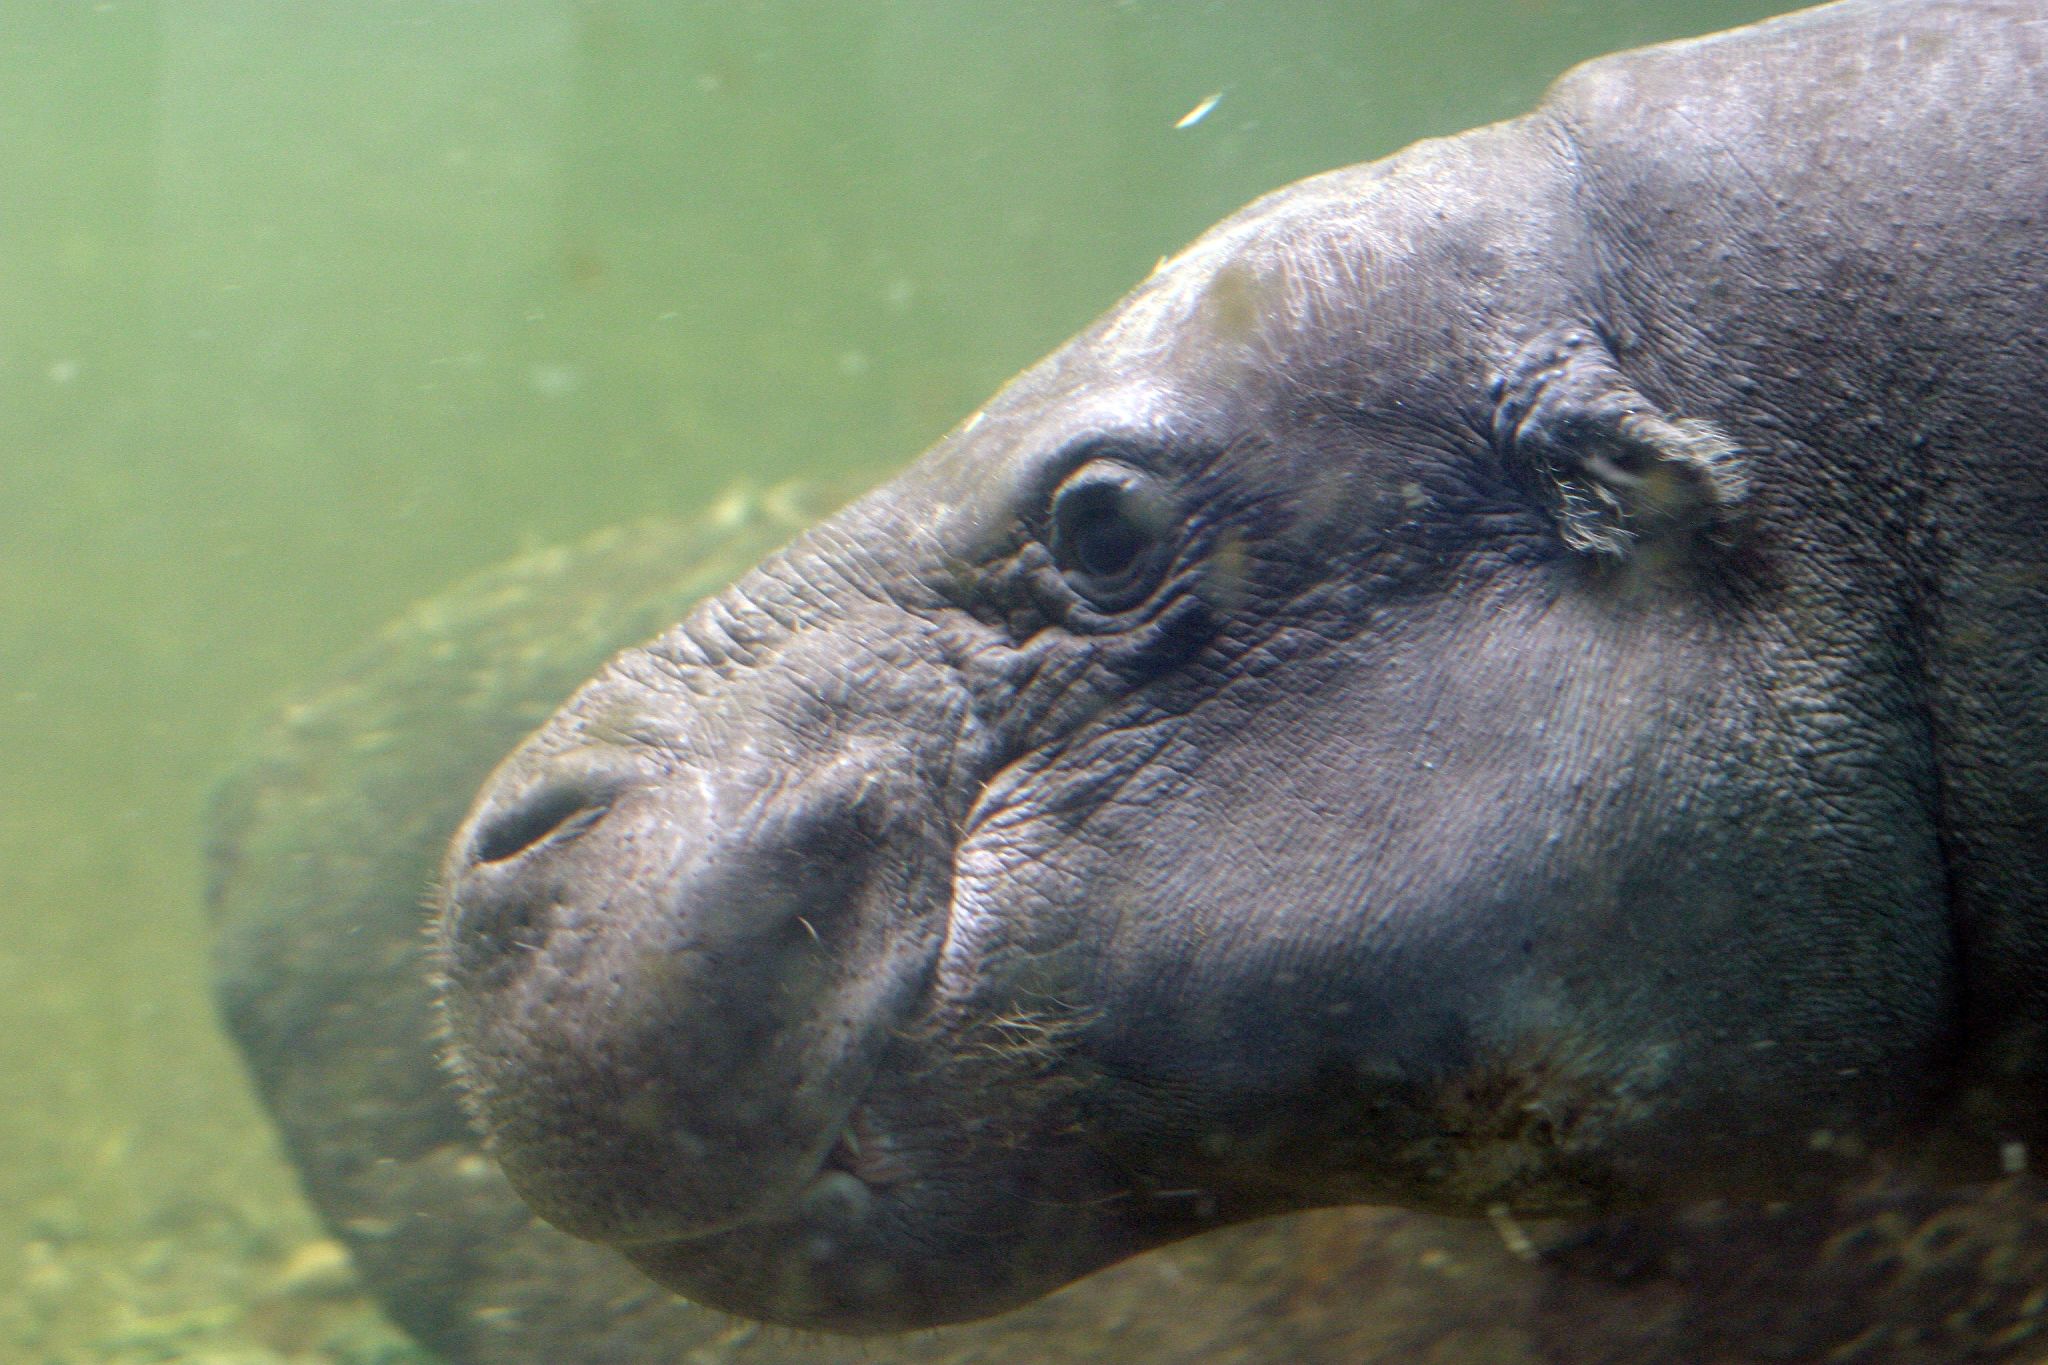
top-left (435, 0), bottom-right (2048, 1334)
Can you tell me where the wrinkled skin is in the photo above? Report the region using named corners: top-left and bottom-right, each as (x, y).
top-left (437, 0), bottom-right (2048, 1334)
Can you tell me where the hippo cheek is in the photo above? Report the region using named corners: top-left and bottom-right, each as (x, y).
top-left (435, 742), bottom-right (951, 1247)
top-left (921, 596), bottom-right (1956, 1224)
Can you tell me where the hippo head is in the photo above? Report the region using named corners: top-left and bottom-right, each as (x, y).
top-left (436, 113), bottom-right (1957, 1331)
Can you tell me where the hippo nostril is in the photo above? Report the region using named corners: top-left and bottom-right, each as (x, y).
top-left (471, 780), bottom-right (615, 865)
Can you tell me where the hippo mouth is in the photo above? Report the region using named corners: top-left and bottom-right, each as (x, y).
top-left (597, 1096), bottom-right (992, 1333)
top-left (600, 1098), bottom-right (912, 1252)
top-left (602, 1077), bottom-right (1174, 1334)
top-left (818, 1102), bottom-right (919, 1189)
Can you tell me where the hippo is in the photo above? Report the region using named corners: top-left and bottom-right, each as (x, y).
top-left (433, 0), bottom-right (2047, 1336)
top-left (211, 501), bottom-right (2048, 1365)
top-left (215, 502), bottom-right (2048, 1365)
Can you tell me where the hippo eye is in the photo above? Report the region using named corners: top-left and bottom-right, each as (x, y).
top-left (1047, 460), bottom-right (1173, 610)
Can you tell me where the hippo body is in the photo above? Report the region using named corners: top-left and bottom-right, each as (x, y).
top-left (432, 0), bottom-right (2048, 1336)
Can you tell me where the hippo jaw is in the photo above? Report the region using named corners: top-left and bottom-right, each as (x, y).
top-left (436, 100), bottom-right (1962, 1330)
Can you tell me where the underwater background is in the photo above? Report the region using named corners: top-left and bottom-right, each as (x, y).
top-left (2, 3), bottom-right (1797, 1360)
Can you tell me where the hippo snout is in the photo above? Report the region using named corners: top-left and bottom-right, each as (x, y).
top-left (438, 726), bottom-right (947, 1248)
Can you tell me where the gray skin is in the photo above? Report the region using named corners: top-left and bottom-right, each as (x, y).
top-left (437, 0), bottom-right (2048, 1334)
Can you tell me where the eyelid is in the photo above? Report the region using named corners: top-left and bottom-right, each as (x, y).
top-left (1024, 436), bottom-right (1160, 524)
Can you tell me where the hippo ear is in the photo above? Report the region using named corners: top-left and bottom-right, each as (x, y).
top-left (1495, 329), bottom-right (1746, 557)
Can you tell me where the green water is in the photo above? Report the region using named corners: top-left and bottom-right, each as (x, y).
top-left (2, 2), bottom-right (1798, 1359)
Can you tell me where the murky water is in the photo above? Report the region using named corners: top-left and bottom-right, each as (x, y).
top-left (2, 3), bottom-right (1796, 1359)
